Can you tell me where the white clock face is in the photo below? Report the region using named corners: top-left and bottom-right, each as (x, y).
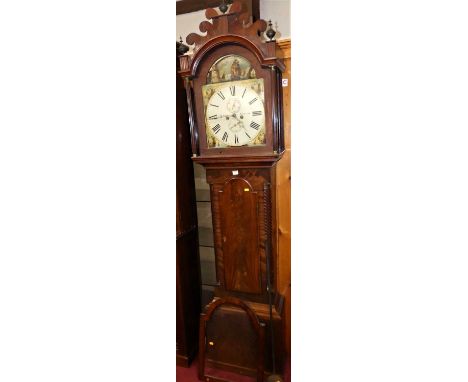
top-left (204, 80), bottom-right (265, 147)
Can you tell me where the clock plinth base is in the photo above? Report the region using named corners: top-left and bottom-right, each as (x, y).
top-left (202, 296), bottom-right (284, 377)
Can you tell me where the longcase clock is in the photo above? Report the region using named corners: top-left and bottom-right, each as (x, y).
top-left (178, 1), bottom-right (285, 376)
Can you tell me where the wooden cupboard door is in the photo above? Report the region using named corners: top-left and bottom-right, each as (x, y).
top-left (205, 306), bottom-right (258, 371)
top-left (204, 303), bottom-right (283, 375)
top-left (216, 177), bottom-right (262, 294)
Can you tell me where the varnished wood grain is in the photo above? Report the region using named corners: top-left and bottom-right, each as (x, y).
top-left (190, 44), bottom-right (283, 158)
top-left (204, 165), bottom-right (283, 303)
top-left (219, 178), bottom-right (261, 293)
top-left (178, 1), bottom-right (285, 159)
top-left (177, 6), bottom-right (290, 373)
top-left (182, 1), bottom-right (273, 60)
top-left (176, 0), bottom-right (260, 21)
top-left (202, 298), bottom-right (283, 377)
top-left (275, 38), bottom-right (291, 354)
top-left (176, 0), bottom-right (223, 15)
top-left (199, 297), bottom-right (266, 382)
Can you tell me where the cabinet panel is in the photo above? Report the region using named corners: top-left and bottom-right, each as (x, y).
top-left (205, 166), bottom-right (278, 302)
top-left (218, 178), bottom-right (261, 294)
top-left (205, 303), bottom-right (283, 375)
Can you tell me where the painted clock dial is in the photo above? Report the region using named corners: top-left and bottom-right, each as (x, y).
top-left (204, 80), bottom-right (265, 147)
top-left (202, 54), bottom-right (266, 148)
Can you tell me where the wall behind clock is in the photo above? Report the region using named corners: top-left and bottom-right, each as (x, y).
top-left (176, 0), bottom-right (290, 42)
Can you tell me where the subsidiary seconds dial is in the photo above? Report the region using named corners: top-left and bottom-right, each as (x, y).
top-left (205, 83), bottom-right (265, 147)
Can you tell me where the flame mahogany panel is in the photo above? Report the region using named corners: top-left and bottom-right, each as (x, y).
top-left (218, 177), bottom-right (261, 293)
top-left (204, 164), bottom-right (278, 303)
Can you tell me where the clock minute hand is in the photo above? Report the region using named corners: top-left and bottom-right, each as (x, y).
top-left (229, 115), bottom-right (245, 131)
top-left (210, 114), bottom-right (230, 119)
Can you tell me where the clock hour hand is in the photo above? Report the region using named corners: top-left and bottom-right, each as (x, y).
top-left (209, 114), bottom-right (231, 120)
top-left (238, 111), bottom-right (262, 117)
top-left (228, 115), bottom-right (245, 132)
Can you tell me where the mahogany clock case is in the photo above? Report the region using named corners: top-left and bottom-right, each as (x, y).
top-left (178, 0), bottom-right (286, 160)
top-left (192, 44), bottom-right (284, 158)
top-left (176, 2), bottom-right (289, 377)
top-left (198, 162), bottom-right (286, 377)
top-left (201, 164), bottom-right (280, 305)
top-left (203, 302), bottom-right (283, 376)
